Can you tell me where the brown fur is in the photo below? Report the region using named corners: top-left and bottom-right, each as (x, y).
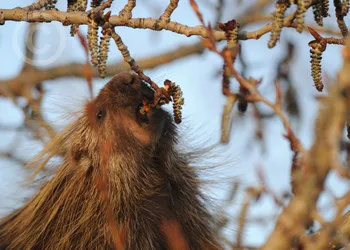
top-left (0, 72), bottom-right (221, 250)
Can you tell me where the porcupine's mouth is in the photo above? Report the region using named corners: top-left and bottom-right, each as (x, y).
top-left (135, 79), bottom-right (169, 144)
top-left (134, 79), bottom-right (158, 124)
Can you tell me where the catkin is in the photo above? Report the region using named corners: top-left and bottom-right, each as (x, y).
top-left (88, 22), bottom-right (99, 67)
top-left (88, 1), bottom-right (103, 66)
top-left (67, 0), bottom-right (75, 12)
top-left (334, 0), bottom-right (349, 37)
top-left (69, 0), bottom-right (79, 36)
top-left (164, 80), bottom-right (184, 124)
top-left (321, 0), bottom-right (329, 17)
top-left (98, 34), bottom-right (111, 78)
top-left (312, 1), bottom-right (324, 26)
top-left (309, 41), bottom-right (326, 92)
top-left (268, 0), bottom-right (290, 48)
top-left (296, 0), bottom-right (307, 33)
top-left (78, 0), bottom-right (88, 11)
top-left (342, 0), bottom-right (349, 16)
top-left (70, 0), bottom-right (88, 37)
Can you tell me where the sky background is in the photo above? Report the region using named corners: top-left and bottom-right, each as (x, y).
top-left (0, 0), bottom-right (349, 247)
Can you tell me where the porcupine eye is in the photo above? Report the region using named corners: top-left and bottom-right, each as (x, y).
top-left (96, 109), bottom-right (106, 122)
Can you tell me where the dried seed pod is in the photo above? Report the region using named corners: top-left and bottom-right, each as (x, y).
top-left (296, 0), bottom-right (307, 33)
top-left (164, 80), bottom-right (184, 124)
top-left (98, 32), bottom-right (111, 78)
top-left (308, 40), bottom-right (326, 91)
top-left (268, 0), bottom-right (291, 48)
top-left (312, 1), bottom-right (324, 26)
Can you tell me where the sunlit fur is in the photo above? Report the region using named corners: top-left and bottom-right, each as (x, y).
top-left (0, 73), bottom-right (221, 250)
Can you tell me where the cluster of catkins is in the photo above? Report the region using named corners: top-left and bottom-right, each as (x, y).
top-left (268, 0), bottom-right (331, 48)
top-left (308, 0), bottom-right (348, 92)
top-left (68, 0), bottom-right (110, 78)
top-left (268, 0), bottom-right (349, 92)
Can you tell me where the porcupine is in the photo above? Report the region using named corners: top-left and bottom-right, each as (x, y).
top-left (0, 72), bottom-right (222, 250)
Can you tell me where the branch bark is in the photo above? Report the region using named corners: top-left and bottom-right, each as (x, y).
top-left (0, 3), bottom-right (315, 42)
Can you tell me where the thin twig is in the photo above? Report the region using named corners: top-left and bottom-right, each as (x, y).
top-left (159, 0), bottom-right (179, 22)
top-left (118, 0), bottom-right (136, 19)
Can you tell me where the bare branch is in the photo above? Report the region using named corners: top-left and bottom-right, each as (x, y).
top-left (159, 0), bottom-right (179, 22)
top-left (118, 0), bottom-right (136, 19)
top-left (0, 2), bottom-right (314, 42)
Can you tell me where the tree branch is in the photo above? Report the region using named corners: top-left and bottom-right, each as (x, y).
top-left (261, 37), bottom-right (350, 250)
top-left (0, 42), bottom-right (204, 98)
top-left (0, 2), bottom-right (315, 42)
